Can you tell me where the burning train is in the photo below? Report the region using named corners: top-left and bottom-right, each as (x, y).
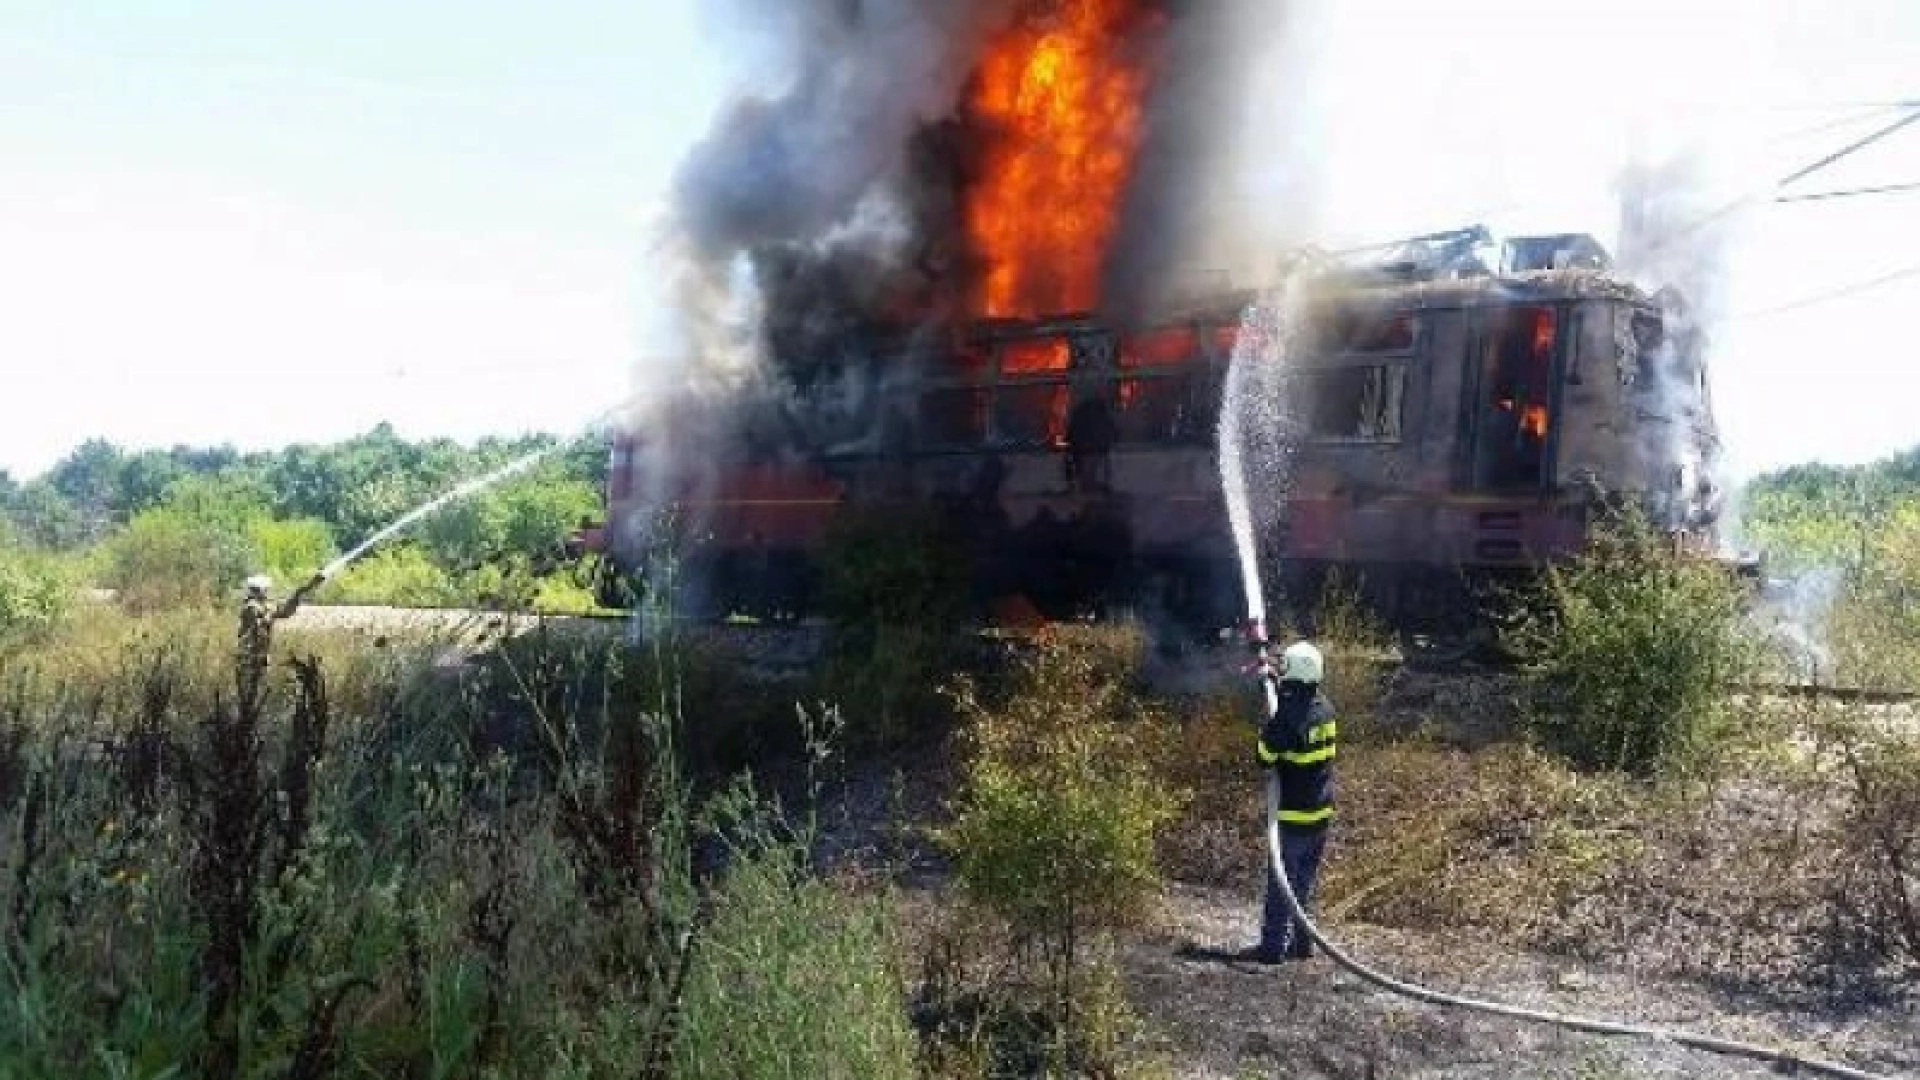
top-left (567, 1), bottom-right (1749, 658)
top-left (576, 227), bottom-right (1741, 658)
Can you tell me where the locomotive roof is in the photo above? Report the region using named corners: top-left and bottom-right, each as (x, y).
top-left (960, 268), bottom-right (1663, 344)
top-left (1149, 268), bottom-right (1659, 321)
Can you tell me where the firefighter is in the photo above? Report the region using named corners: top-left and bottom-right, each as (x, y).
top-left (1246, 638), bottom-right (1338, 963)
top-left (235, 571), bottom-right (324, 705)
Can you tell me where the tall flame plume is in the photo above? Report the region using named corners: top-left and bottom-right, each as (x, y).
top-left (963, 0), bottom-right (1160, 319)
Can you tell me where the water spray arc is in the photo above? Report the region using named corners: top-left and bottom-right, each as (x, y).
top-left (317, 447), bottom-right (559, 582)
top-left (1215, 286), bottom-right (1898, 1080)
top-left (294, 404), bottom-right (633, 591)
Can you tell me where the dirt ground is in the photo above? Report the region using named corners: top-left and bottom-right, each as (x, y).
top-left (1129, 882), bottom-right (1918, 1079)
top-left (814, 717), bottom-right (1919, 1080)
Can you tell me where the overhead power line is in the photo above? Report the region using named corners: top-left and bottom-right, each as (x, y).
top-left (1775, 179), bottom-right (1920, 204)
top-left (1776, 108), bottom-right (1920, 189)
top-left (1639, 105), bottom-right (1920, 257)
top-left (1738, 262), bottom-right (1920, 319)
top-left (1767, 105), bottom-right (1906, 146)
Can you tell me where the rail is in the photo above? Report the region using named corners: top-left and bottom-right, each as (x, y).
top-left (1260, 775), bottom-right (1904, 1080)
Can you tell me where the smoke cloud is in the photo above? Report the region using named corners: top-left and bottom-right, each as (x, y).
top-left (618, 0), bottom-right (1014, 557)
top-left (620, 0), bottom-right (1795, 559)
top-left (673, 0), bottom-right (1002, 260)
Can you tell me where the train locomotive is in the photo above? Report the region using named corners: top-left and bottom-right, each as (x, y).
top-left (572, 227), bottom-right (1750, 660)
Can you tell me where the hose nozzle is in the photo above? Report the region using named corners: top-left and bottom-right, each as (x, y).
top-left (1243, 617), bottom-right (1270, 654)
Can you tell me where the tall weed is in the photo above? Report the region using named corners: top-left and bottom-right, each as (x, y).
top-left (0, 610), bottom-right (923, 1079)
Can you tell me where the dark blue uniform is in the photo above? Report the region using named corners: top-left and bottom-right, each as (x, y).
top-left (1253, 678), bottom-right (1337, 960)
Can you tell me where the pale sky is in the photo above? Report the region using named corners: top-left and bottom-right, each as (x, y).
top-left (2, 0), bottom-right (1917, 481)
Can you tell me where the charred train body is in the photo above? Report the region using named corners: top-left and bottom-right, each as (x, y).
top-left (578, 231), bottom-right (1740, 658)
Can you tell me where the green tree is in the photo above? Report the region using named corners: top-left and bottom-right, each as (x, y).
top-left (6, 481), bottom-right (85, 549)
top-left (157, 472), bottom-right (276, 533)
top-left (115, 449), bottom-right (190, 519)
top-left (45, 438), bottom-right (125, 540)
top-left (1741, 442), bottom-right (1920, 572)
top-left (423, 476), bottom-right (599, 572)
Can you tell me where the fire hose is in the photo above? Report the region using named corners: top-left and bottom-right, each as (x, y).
top-left (1259, 773), bottom-right (1901, 1079)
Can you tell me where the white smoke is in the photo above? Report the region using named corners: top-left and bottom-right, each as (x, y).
top-left (1764, 563), bottom-right (1843, 683)
top-left (1171, 1), bottom-right (1786, 293)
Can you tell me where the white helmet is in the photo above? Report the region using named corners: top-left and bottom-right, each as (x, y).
top-left (1279, 640), bottom-right (1325, 684)
top-left (244, 574), bottom-right (273, 594)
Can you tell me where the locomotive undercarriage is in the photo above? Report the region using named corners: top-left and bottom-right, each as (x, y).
top-left (593, 527), bottom-right (1549, 670)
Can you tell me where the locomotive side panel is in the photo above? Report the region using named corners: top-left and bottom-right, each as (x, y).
top-left (580, 259), bottom-right (1736, 631)
top-left (1552, 299), bottom-right (1626, 491)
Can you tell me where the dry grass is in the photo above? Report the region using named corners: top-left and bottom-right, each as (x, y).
top-left (1157, 633), bottom-right (1915, 997)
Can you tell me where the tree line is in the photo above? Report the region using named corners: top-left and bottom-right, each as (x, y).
top-left (0, 424), bottom-right (608, 618)
top-left (5, 425), bottom-right (1919, 626)
top-left (1737, 442), bottom-right (1920, 575)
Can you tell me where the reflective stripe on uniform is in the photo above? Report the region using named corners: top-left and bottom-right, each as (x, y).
top-left (1308, 720), bottom-right (1337, 744)
top-left (1255, 739), bottom-right (1281, 765)
top-left (1279, 744), bottom-right (1336, 765)
top-left (1276, 805), bottom-right (1334, 824)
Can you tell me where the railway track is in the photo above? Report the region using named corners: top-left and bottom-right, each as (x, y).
top-left (287, 605), bottom-right (1920, 705)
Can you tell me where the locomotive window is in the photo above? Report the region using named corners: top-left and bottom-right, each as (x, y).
top-left (995, 382), bottom-right (1069, 448)
top-left (1299, 364), bottom-right (1408, 442)
top-left (1120, 326), bottom-right (1202, 368)
top-left (1316, 308), bottom-right (1416, 353)
top-left (918, 387), bottom-right (990, 449)
top-left (999, 337), bottom-right (1071, 375)
top-left (1114, 374), bottom-right (1210, 443)
top-left (944, 344), bottom-right (991, 381)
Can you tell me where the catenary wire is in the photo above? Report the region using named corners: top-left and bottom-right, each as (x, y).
top-left (1736, 262), bottom-right (1920, 319)
top-left (1775, 179), bottom-right (1920, 204)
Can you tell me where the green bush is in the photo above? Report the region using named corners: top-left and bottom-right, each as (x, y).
top-left (1518, 506), bottom-right (1756, 778)
top-left (817, 507), bottom-right (975, 749)
top-left (530, 573), bottom-right (605, 616)
top-left (0, 544), bottom-right (69, 639)
top-left (246, 516), bottom-right (338, 585)
top-left (937, 637), bottom-right (1184, 1068)
top-left (317, 545), bottom-right (458, 607)
top-left (673, 838), bottom-right (917, 1079)
top-left (101, 507), bottom-right (252, 612)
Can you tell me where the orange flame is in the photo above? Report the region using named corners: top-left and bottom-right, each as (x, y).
top-left (1497, 399), bottom-right (1551, 439)
top-left (963, 1), bottom-right (1157, 318)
